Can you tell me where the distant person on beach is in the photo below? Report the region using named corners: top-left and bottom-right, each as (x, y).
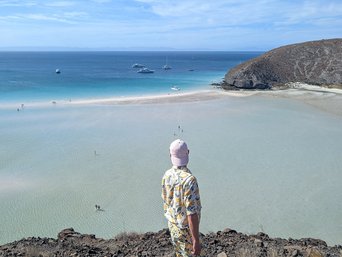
top-left (162, 139), bottom-right (202, 256)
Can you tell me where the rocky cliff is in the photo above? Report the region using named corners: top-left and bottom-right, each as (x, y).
top-left (224, 39), bottom-right (342, 89)
top-left (1, 228), bottom-right (341, 257)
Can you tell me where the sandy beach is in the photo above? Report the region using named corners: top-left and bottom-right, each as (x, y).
top-left (253, 83), bottom-right (342, 117)
top-left (4, 83), bottom-right (341, 118)
top-left (67, 84), bottom-right (342, 117)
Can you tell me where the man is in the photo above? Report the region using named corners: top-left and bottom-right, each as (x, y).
top-left (162, 139), bottom-right (202, 256)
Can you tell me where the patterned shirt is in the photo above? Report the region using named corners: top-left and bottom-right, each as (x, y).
top-left (161, 166), bottom-right (201, 228)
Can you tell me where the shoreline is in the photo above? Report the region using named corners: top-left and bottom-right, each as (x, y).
top-left (69, 89), bottom-right (225, 105)
top-left (252, 83), bottom-right (342, 117)
top-left (64, 84), bottom-right (342, 117)
top-left (2, 84), bottom-right (342, 117)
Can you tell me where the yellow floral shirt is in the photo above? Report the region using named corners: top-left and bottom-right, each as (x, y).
top-left (161, 166), bottom-right (201, 228)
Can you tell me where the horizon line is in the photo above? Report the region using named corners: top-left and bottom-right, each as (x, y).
top-left (0, 46), bottom-right (267, 52)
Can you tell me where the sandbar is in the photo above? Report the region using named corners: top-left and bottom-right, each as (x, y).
top-left (3, 83), bottom-right (342, 117)
top-left (251, 83), bottom-right (342, 117)
top-left (69, 84), bottom-right (342, 117)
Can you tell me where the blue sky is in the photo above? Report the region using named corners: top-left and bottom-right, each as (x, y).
top-left (0, 0), bottom-right (341, 51)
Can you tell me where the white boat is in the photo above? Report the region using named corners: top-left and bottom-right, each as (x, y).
top-left (163, 57), bottom-right (172, 70)
top-left (132, 63), bottom-right (145, 68)
top-left (55, 69), bottom-right (61, 74)
top-left (137, 68), bottom-right (154, 73)
top-left (163, 64), bottom-right (172, 70)
top-left (171, 86), bottom-right (180, 91)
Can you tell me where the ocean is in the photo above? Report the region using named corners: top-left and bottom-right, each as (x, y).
top-left (1, 52), bottom-right (342, 246)
top-left (0, 51), bottom-right (259, 104)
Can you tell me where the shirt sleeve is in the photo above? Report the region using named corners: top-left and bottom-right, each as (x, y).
top-left (183, 176), bottom-right (201, 216)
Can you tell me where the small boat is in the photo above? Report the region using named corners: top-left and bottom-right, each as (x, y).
top-left (132, 63), bottom-right (145, 68)
top-left (171, 86), bottom-right (180, 91)
top-left (163, 57), bottom-right (172, 70)
top-left (137, 68), bottom-right (154, 73)
top-left (163, 64), bottom-right (172, 70)
top-left (188, 69), bottom-right (194, 72)
top-left (55, 69), bottom-right (61, 74)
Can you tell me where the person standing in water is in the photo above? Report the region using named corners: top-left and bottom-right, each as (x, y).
top-left (161, 139), bottom-right (202, 256)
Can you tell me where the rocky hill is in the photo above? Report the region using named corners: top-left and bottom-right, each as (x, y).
top-left (224, 39), bottom-right (342, 89)
top-left (0, 228), bottom-right (341, 257)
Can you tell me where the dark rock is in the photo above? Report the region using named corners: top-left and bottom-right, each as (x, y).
top-left (223, 228), bottom-right (237, 234)
top-left (224, 38), bottom-right (342, 90)
top-left (58, 228), bottom-right (76, 240)
top-left (254, 239), bottom-right (263, 247)
top-left (256, 232), bottom-right (269, 238)
top-left (1, 228), bottom-right (341, 257)
top-left (291, 249), bottom-right (299, 257)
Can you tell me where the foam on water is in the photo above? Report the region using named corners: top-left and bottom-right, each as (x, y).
top-left (1, 96), bottom-right (342, 245)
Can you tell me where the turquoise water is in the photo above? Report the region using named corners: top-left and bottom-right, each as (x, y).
top-left (0, 96), bottom-right (342, 245)
top-left (0, 51), bottom-right (260, 103)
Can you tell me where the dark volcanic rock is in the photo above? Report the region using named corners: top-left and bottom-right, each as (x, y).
top-left (1, 228), bottom-right (341, 257)
top-left (224, 39), bottom-right (342, 89)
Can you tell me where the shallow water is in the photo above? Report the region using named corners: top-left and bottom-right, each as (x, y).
top-left (0, 95), bottom-right (341, 245)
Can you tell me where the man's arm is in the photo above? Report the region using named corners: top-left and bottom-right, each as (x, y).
top-left (187, 213), bottom-right (201, 256)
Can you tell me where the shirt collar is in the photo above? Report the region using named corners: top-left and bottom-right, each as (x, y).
top-left (172, 166), bottom-right (191, 173)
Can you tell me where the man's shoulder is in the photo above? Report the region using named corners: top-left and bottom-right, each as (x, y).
top-left (163, 167), bottom-right (175, 177)
top-left (162, 167), bottom-right (194, 181)
top-left (183, 173), bottom-right (197, 186)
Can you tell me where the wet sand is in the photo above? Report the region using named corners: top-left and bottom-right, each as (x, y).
top-left (68, 85), bottom-right (342, 117)
top-left (4, 83), bottom-right (341, 118)
top-left (253, 83), bottom-right (342, 117)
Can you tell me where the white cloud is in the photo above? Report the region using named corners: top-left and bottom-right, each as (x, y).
top-left (134, 0), bottom-right (156, 3)
top-left (0, 12), bottom-right (86, 24)
top-left (0, 0), bottom-right (341, 50)
top-left (23, 13), bottom-right (69, 22)
top-left (132, 0), bottom-right (342, 28)
top-left (91, 0), bottom-right (112, 3)
top-left (44, 1), bottom-right (75, 7)
top-left (63, 11), bottom-right (88, 18)
top-left (273, 1), bottom-right (342, 27)
top-left (0, 0), bottom-right (37, 7)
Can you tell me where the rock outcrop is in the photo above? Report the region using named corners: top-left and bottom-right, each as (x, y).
top-left (224, 39), bottom-right (342, 90)
top-left (1, 228), bottom-right (341, 257)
